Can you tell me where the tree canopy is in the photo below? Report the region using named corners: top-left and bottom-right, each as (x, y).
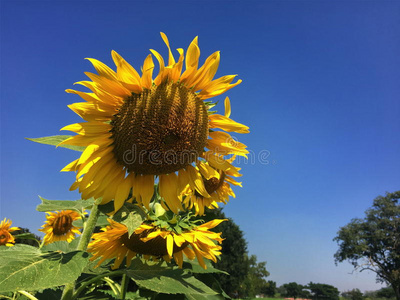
top-left (308, 282), bottom-right (339, 300)
top-left (333, 191), bottom-right (400, 300)
top-left (201, 208), bottom-right (270, 298)
top-left (241, 254), bottom-right (270, 298)
top-left (341, 288), bottom-right (364, 300)
top-left (281, 282), bottom-right (304, 299)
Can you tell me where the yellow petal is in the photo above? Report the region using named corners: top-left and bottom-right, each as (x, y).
top-left (60, 122), bottom-right (111, 135)
top-left (198, 162), bottom-right (220, 180)
top-left (224, 97), bottom-right (231, 118)
top-left (61, 159), bottom-right (79, 172)
top-left (85, 72), bottom-right (131, 98)
top-left (204, 152), bottom-right (241, 177)
top-left (85, 58), bottom-right (117, 80)
top-left (166, 234), bottom-right (173, 257)
top-left (209, 114), bottom-right (249, 134)
top-left (160, 32), bottom-right (175, 66)
top-left (186, 165), bottom-right (210, 198)
top-left (137, 175), bottom-right (155, 209)
top-left (114, 176), bottom-right (133, 212)
top-left (200, 219), bottom-right (227, 230)
top-left (150, 49), bottom-right (166, 85)
top-left (111, 50), bottom-right (142, 92)
top-left (159, 173), bottom-right (182, 214)
top-left (141, 54), bottom-right (154, 89)
top-left (174, 250), bottom-right (184, 268)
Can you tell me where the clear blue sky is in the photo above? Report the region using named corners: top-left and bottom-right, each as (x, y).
top-left (1, 0), bottom-right (399, 293)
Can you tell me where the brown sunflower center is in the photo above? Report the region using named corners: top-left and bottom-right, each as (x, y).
top-left (110, 81), bottom-right (209, 175)
top-left (196, 172), bottom-right (226, 197)
top-left (120, 229), bottom-right (188, 257)
top-left (52, 215), bottom-right (73, 235)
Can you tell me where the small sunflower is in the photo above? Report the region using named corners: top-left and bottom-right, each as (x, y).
top-left (60, 33), bottom-right (249, 213)
top-left (39, 210), bottom-right (82, 245)
top-left (182, 156), bottom-right (242, 216)
top-left (88, 218), bottom-right (225, 270)
top-left (0, 218), bottom-right (19, 247)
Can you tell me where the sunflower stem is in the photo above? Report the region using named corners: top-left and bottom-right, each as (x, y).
top-left (71, 270), bottom-right (125, 300)
top-left (18, 291), bottom-right (38, 300)
top-left (61, 202), bottom-right (101, 300)
top-left (77, 202), bottom-right (100, 251)
top-left (120, 273), bottom-right (129, 299)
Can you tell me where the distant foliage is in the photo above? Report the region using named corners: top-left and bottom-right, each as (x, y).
top-left (308, 282), bottom-right (340, 300)
top-left (241, 254), bottom-right (270, 298)
top-left (13, 227), bottom-right (41, 247)
top-left (281, 282), bottom-right (305, 299)
top-left (377, 287), bottom-right (397, 299)
top-left (342, 288), bottom-right (364, 300)
top-left (261, 280), bottom-right (277, 297)
top-left (279, 282), bottom-right (339, 300)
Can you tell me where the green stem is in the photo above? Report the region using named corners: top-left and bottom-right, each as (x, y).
top-left (61, 203), bottom-right (101, 300)
top-left (71, 271), bottom-right (124, 300)
top-left (18, 291), bottom-right (38, 300)
top-left (103, 277), bottom-right (121, 296)
top-left (120, 273), bottom-right (129, 300)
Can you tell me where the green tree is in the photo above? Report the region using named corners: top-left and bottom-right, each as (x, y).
top-left (241, 254), bottom-right (270, 297)
top-left (282, 282), bottom-right (304, 299)
top-left (377, 287), bottom-right (396, 299)
top-left (333, 191), bottom-right (400, 300)
top-left (342, 289), bottom-right (364, 300)
top-left (261, 280), bottom-right (277, 297)
top-left (13, 227), bottom-right (41, 247)
top-left (201, 208), bottom-right (249, 298)
top-left (307, 282), bottom-right (339, 300)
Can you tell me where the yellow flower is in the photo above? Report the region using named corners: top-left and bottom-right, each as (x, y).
top-left (182, 156), bottom-right (242, 216)
top-left (61, 33), bottom-right (248, 213)
top-left (88, 218), bottom-right (225, 270)
top-left (0, 218), bottom-right (19, 247)
top-left (39, 210), bottom-right (82, 245)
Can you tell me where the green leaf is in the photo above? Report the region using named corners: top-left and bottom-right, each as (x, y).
top-left (98, 289), bottom-right (145, 300)
top-left (98, 201), bottom-right (115, 215)
top-left (113, 203), bottom-right (146, 237)
top-left (186, 293), bottom-right (226, 300)
top-left (33, 287), bottom-right (62, 300)
top-left (73, 215), bottom-right (109, 228)
top-left (0, 244), bottom-right (89, 293)
top-left (182, 260), bottom-right (228, 275)
top-left (26, 135), bottom-right (85, 152)
top-left (77, 290), bottom-right (113, 300)
top-left (41, 238), bottom-right (80, 253)
top-left (13, 233), bottom-right (40, 246)
top-left (36, 196), bottom-right (94, 212)
top-left (192, 273), bottom-right (230, 299)
top-left (125, 258), bottom-right (218, 297)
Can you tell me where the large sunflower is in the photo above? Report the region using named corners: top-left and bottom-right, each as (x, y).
top-left (39, 210), bottom-right (82, 245)
top-left (61, 33), bottom-right (248, 213)
top-left (88, 218), bottom-right (225, 270)
top-left (0, 218), bottom-right (19, 247)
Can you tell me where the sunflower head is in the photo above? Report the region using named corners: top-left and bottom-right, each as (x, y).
top-left (183, 156), bottom-right (242, 215)
top-left (61, 32), bottom-right (248, 213)
top-left (0, 218), bottom-right (19, 247)
top-left (39, 210), bottom-right (82, 245)
top-left (88, 217), bottom-right (225, 270)
top-left (110, 81), bottom-right (209, 175)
